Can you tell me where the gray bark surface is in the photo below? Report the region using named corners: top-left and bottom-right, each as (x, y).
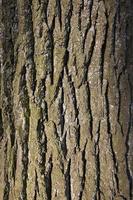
top-left (0, 0), bottom-right (133, 199)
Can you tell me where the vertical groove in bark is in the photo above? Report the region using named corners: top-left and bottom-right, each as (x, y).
top-left (0, 109), bottom-right (4, 141)
top-left (45, 154), bottom-right (53, 200)
top-left (125, 75), bottom-right (133, 199)
top-left (104, 80), bottom-right (119, 194)
top-left (65, 159), bottom-right (71, 200)
top-left (93, 120), bottom-right (101, 200)
top-left (19, 64), bottom-right (30, 200)
top-left (0, 0), bottom-right (133, 199)
top-left (3, 141), bottom-right (10, 200)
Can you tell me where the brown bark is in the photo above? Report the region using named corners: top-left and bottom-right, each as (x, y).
top-left (0, 0), bottom-right (133, 199)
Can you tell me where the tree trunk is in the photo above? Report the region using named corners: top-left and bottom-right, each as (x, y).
top-left (0, 0), bottom-right (133, 199)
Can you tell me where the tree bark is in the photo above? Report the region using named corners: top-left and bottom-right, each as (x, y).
top-left (0, 0), bottom-right (133, 199)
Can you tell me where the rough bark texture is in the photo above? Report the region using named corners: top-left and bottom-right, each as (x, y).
top-left (0, 0), bottom-right (133, 199)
